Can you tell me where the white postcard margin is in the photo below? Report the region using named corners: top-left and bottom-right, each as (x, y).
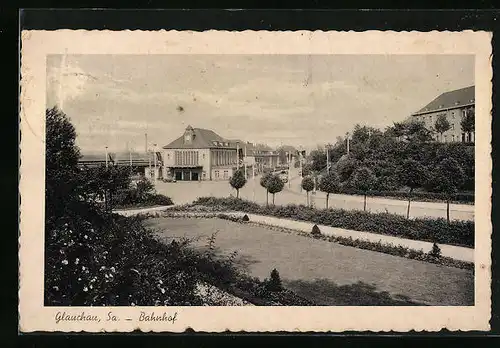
top-left (19, 30), bottom-right (493, 332)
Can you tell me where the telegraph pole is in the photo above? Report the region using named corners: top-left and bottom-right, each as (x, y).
top-left (244, 144), bottom-right (247, 178)
top-left (326, 145), bottom-right (330, 174)
top-left (153, 143), bottom-right (157, 183)
top-left (346, 132), bottom-right (350, 155)
top-left (105, 146), bottom-right (108, 168)
top-left (236, 142), bottom-right (240, 170)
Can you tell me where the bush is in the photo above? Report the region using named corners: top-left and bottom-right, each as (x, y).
top-left (192, 197), bottom-right (474, 248)
top-left (429, 243), bottom-right (442, 258)
top-left (311, 224), bottom-right (322, 237)
top-left (242, 214), bottom-right (250, 222)
top-left (266, 269), bottom-right (283, 292)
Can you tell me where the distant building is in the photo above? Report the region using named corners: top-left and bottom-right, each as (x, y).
top-left (78, 151), bottom-right (162, 180)
top-left (411, 85), bottom-right (475, 143)
top-left (277, 145), bottom-right (299, 165)
top-left (253, 144), bottom-right (280, 171)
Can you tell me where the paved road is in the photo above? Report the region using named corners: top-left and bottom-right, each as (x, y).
top-left (154, 168), bottom-right (474, 221)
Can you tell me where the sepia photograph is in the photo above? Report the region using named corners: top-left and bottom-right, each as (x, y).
top-left (19, 30), bottom-right (492, 332)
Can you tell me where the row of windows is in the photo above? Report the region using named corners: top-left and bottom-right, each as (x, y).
top-left (214, 170), bottom-right (229, 179)
top-left (174, 150), bottom-right (199, 166)
top-left (417, 108), bottom-right (472, 124)
top-left (212, 150), bottom-right (235, 166)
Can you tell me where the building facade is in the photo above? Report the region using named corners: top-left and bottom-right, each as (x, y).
top-left (411, 85), bottom-right (475, 143)
top-left (163, 125), bottom-right (248, 181)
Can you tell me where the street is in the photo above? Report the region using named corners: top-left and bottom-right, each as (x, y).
top-left (154, 166), bottom-right (474, 221)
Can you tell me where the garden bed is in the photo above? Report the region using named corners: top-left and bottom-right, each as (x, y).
top-left (184, 197), bottom-right (474, 248)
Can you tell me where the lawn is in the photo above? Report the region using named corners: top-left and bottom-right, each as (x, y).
top-left (145, 217), bottom-right (474, 306)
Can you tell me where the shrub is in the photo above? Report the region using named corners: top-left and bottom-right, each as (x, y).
top-left (242, 214), bottom-right (250, 222)
top-left (192, 197), bottom-right (474, 247)
top-left (311, 224), bottom-right (322, 237)
top-left (266, 269), bottom-right (283, 292)
top-left (429, 243), bottom-right (442, 258)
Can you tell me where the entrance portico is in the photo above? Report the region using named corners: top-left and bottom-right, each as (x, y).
top-left (169, 166), bottom-right (203, 181)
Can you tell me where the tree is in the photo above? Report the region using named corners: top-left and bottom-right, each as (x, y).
top-left (427, 158), bottom-right (465, 223)
top-left (399, 159), bottom-right (429, 219)
top-left (229, 169), bottom-right (247, 198)
top-left (45, 107), bottom-right (82, 221)
top-left (82, 165), bottom-right (132, 212)
top-left (266, 269), bottom-right (283, 292)
top-left (310, 148), bottom-right (327, 172)
top-left (335, 156), bottom-right (358, 183)
top-left (267, 174), bottom-right (285, 205)
top-left (434, 114), bottom-right (451, 142)
top-left (461, 108), bottom-right (475, 142)
top-left (260, 172), bottom-right (272, 206)
top-left (318, 171), bottom-right (340, 209)
top-left (301, 176), bottom-right (315, 207)
top-left (351, 166), bottom-right (376, 212)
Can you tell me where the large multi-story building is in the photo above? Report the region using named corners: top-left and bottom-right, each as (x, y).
top-left (411, 85), bottom-right (475, 143)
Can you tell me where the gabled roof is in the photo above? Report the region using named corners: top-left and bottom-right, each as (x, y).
top-left (163, 127), bottom-right (235, 149)
top-left (413, 85), bottom-right (475, 115)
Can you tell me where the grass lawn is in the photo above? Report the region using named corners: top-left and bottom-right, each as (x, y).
top-left (145, 217), bottom-right (474, 306)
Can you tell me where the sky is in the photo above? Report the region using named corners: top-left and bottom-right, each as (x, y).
top-left (46, 54), bottom-right (474, 153)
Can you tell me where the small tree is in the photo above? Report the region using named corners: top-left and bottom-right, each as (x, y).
top-left (318, 171), bottom-right (341, 209)
top-left (267, 174), bottom-right (285, 205)
top-left (229, 169), bottom-right (247, 199)
top-left (461, 108), bottom-right (475, 142)
top-left (428, 158), bottom-right (465, 223)
top-left (260, 173), bottom-right (272, 206)
top-left (351, 166), bottom-right (376, 212)
top-left (399, 159), bottom-right (429, 219)
top-left (434, 114), bottom-right (451, 142)
top-left (301, 176), bottom-right (315, 207)
top-left (266, 268), bottom-right (283, 292)
top-left (429, 243), bottom-right (442, 258)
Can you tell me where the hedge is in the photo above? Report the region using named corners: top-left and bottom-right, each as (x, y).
top-left (192, 197), bottom-right (474, 248)
top-left (336, 189), bottom-right (474, 204)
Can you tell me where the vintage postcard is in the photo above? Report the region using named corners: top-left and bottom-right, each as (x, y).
top-left (19, 30), bottom-right (492, 332)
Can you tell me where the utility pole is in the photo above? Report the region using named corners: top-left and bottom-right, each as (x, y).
top-left (346, 132), bottom-right (350, 155)
top-left (236, 142), bottom-right (240, 170)
top-left (326, 145), bottom-right (330, 174)
top-left (105, 146), bottom-right (108, 168)
top-left (153, 143), bottom-right (157, 183)
top-left (145, 133), bottom-right (148, 153)
top-left (287, 152), bottom-right (291, 188)
top-left (252, 162), bottom-right (256, 201)
top-left (244, 144), bottom-right (247, 178)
